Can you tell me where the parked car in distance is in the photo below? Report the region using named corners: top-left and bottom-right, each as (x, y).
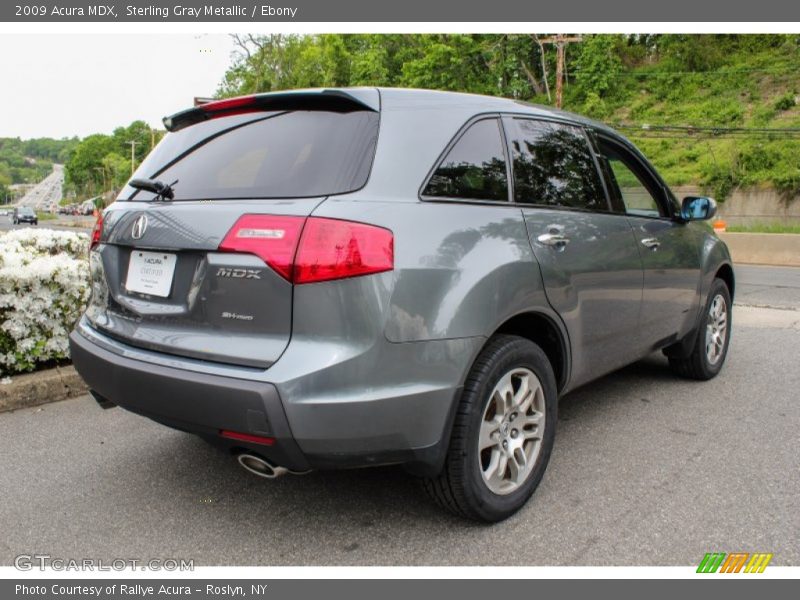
top-left (70, 88), bottom-right (734, 521)
top-left (13, 206), bottom-right (38, 226)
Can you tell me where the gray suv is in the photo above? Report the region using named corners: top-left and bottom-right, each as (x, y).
top-left (70, 88), bottom-right (734, 521)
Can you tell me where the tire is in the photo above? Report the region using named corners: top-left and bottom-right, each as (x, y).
top-left (423, 334), bottom-right (557, 522)
top-left (669, 278), bottom-right (732, 380)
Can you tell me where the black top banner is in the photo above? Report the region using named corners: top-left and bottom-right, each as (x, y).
top-left (3, 0), bottom-right (800, 22)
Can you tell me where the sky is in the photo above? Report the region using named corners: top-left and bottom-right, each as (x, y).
top-left (0, 34), bottom-right (236, 139)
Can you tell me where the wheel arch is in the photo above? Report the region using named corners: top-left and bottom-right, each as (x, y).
top-left (492, 310), bottom-right (570, 394)
top-left (715, 262), bottom-right (735, 301)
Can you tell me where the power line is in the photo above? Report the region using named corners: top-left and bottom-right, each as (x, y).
top-left (625, 134), bottom-right (800, 140)
top-left (614, 124), bottom-right (800, 138)
top-left (573, 67), bottom-right (798, 79)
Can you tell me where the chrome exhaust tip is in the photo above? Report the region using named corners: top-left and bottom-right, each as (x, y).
top-left (236, 453), bottom-right (288, 479)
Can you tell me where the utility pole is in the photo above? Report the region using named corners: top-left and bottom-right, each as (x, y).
top-left (538, 35), bottom-right (582, 109)
top-left (126, 140), bottom-right (138, 176)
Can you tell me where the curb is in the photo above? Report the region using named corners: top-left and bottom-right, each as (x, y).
top-left (0, 365), bottom-right (88, 413)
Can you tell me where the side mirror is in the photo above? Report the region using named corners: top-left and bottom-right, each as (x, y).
top-left (681, 196), bottom-right (717, 221)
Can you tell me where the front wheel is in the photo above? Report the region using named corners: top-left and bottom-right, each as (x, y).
top-left (669, 278), bottom-right (732, 380)
top-left (423, 334), bottom-right (557, 522)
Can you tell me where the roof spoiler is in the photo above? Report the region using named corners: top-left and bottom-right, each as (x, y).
top-left (163, 88), bottom-right (380, 132)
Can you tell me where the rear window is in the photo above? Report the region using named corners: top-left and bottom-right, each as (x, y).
top-left (121, 110), bottom-right (379, 201)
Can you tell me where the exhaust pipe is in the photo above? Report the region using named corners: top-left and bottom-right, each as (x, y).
top-left (236, 453), bottom-right (289, 479)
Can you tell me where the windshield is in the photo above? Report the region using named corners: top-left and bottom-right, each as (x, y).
top-left (18, 207), bottom-right (34, 215)
top-left (120, 110), bottom-right (379, 201)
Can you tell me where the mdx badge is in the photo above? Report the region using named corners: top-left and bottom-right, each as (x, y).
top-left (216, 268), bottom-right (262, 279)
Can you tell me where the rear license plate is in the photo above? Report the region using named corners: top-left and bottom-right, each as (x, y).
top-left (125, 250), bottom-right (177, 298)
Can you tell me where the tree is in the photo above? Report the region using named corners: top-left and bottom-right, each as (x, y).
top-left (100, 152), bottom-right (130, 190)
top-left (400, 35), bottom-right (492, 94)
top-left (574, 35), bottom-right (623, 98)
top-left (64, 134), bottom-right (116, 193)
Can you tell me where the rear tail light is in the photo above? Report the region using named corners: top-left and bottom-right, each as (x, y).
top-left (90, 213), bottom-right (103, 251)
top-left (294, 218), bottom-right (394, 284)
top-left (218, 214), bottom-right (305, 280)
top-left (219, 215), bottom-right (393, 284)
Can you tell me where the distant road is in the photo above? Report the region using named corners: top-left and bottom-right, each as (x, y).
top-left (15, 164), bottom-right (64, 211)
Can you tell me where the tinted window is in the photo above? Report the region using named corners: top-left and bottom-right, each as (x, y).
top-left (423, 119), bottom-right (509, 202)
top-left (122, 110), bottom-right (379, 201)
top-left (598, 141), bottom-right (664, 218)
top-left (509, 119), bottom-right (606, 210)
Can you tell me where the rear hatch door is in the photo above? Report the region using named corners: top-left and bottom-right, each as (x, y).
top-left (85, 91), bottom-right (380, 368)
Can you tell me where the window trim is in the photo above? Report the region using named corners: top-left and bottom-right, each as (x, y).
top-left (501, 115), bottom-right (616, 214)
top-left (593, 131), bottom-right (680, 221)
top-left (418, 113), bottom-right (513, 204)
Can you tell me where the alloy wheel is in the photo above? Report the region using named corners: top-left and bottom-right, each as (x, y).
top-left (705, 294), bottom-right (728, 365)
top-left (478, 368), bottom-right (545, 495)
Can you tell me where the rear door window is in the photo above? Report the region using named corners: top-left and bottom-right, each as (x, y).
top-left (508, 118), bottom-right (607, 211)
top-left (122, 110), bottom-right (379, 201)
top-left (422, 118), bottom-right (509, 202)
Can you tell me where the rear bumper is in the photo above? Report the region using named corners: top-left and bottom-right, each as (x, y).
top-left (70, 322), bottom-right (476, 475)
top-left (69, 328), bottom-right (311, 472)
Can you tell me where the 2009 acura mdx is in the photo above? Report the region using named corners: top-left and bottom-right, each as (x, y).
top-left (70, 88), bottom-right (734, 521)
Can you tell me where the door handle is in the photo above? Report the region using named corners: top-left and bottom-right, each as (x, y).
top-left (537, 233), bottom-right (570, 247)
top-left (641, 237), bottom-right (661, 250)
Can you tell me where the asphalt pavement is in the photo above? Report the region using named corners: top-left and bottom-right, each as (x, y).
top-left (0, 266), bottom-right (797, 566)
top-left (0, 214), bottom-right (92, 233)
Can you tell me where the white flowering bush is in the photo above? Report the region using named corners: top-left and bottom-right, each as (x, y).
top-left (0, 228), bottom-right (90, 375)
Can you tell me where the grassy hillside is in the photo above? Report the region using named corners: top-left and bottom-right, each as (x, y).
top-left (560, 35), bottom-right (800, 200)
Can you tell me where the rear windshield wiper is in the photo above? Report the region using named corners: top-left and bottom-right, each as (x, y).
top-left (128, 178), bottom-right (178, 201)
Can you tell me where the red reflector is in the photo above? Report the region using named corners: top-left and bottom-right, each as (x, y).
top-left (219, 430), bottom-right (276, 446)
top-left (90, 213), bottom-right (103, 251)
top-left (295, 218), bottom-right (394, 284)
top-left (218, 214), bottom-right (305, 280)
top-left (218, 215), bottom-right (393, 284)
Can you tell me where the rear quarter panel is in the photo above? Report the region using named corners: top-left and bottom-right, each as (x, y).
top-left (313, 198), bottom-right (552, 343)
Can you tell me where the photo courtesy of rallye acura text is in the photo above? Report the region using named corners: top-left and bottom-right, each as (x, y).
top-left (70, 88), bottom-right (734, 522)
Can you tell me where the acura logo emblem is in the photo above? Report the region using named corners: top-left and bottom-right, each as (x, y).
top-left (131, 215), bottom-right (148, 240)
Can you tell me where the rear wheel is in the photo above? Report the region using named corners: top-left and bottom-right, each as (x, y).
top-left (423, 334), bottom-right (557, 522)
top-left (669, 278), bottom-right (732, 380)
